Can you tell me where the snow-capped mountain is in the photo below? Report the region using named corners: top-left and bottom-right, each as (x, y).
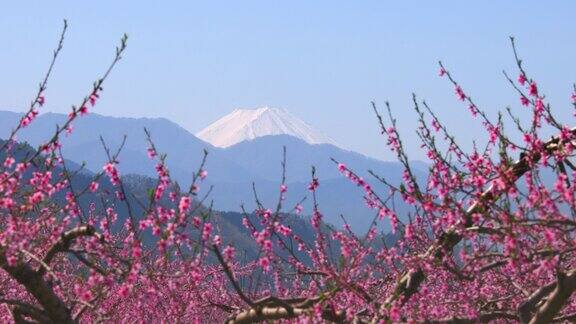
top-left (196, 106), bottom-right (339, 148)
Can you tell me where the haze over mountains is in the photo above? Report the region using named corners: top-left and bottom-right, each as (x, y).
top-left (0, 108), bottom-right (427, 232)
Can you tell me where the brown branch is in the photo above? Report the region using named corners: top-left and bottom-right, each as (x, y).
top-left (225, 288), bottom-right (343, 323)
top-left (212, 244), bottom-right (255, 307)
top-left (225, 306), bottom-right (306, 324)
top-left (12, 306), bottom-right (50, 324)
top-left (425, 311), bottom-right (519, 323)
top-left (40, 225), bottom-right (102, 276)
top-left (528, 269), bottom-right (576, 324)
top-left (380, 127), bottom-right (576, 312)
top-left (0, 299), bottom-right (50, 323)
top-left (225, 305), bottom-right (352, 324)
top-left (20, 249), bottom-right (58, 281)
top-left (553, 311), bottom-right (576, 322)
top-left (518, 280), bottom-right (558, 323)
top-left (0, 256), bottom-right (73, 323)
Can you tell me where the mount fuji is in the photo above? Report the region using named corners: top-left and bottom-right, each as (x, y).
top-left (196, 106), bottom-right (339, 148)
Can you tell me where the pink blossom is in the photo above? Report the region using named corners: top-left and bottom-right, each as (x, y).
top-left (223, 245), bottom-right (235, 262)
top-left (103, 162), bottom-right (120, 186)
top-left (468, 103), bottom-right (478, 117)
top-left (28, 191), bottom-right (44, 204)
top-left (529, 81), bottom-right (538, 97)
top-left (431, 119), bottom-right (441, 132)
top-left (518, 73), bottom-right (527, 85)
top-left (0, 198), bottom-right (15, 209)
top-left (89, 92), bottom-right (99, 106)
top-left (202, 222), bottom-right (212, 242)
top-left (404, 224), bottom-right (414, 240)
top-left (6, 254), bottom-right (17, 267)
top-left (89, 181), bottom-right (99, 192)
top-left (147, 148), bottom-right (157, 159)
top-left (3, 157), bottom-right (15, 168)
top-left (259, 256), bottom-right (270, 272)
top-left (389, 304), bottom-right (400, 322)
top-left (79, 105), bottom-right (88, 116)
top-left (295, 204), bottom-right (303, 214)
top-left (192, 216), bottom-right (201, 228)
top-left (20, 110), bottom-right (39, 127)
top-left (15, 162), bottom-right (27, 173)
top-left (308, 178), bottom-right (319, 191)
top-left (535, 98), bottom-right (545, 113)
top-left (455, 85), bottom-right (466, 101)
top-left (179, 196), bottom-right (191, 214)
top-left (118, 285), bottom-right (130, 298)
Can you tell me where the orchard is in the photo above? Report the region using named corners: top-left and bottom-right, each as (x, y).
top-left (1, 22), bottom-right (576, 323)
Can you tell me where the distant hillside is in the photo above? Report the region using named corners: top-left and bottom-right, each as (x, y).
top-left (0, 111), bottom-right (261, 184)
top-left (0, 110), bottom-right (427, 233)
top-left (0, 139), bottom-right (327, 260)
top-left (220, 134), bottom-right (425, 182)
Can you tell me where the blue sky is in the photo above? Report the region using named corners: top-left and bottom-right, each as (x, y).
top-left (1, 1), bottom-right (575, 160)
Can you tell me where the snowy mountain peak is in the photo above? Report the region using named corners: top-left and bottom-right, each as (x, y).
top-left (196, 106), bottom-right (339, 148)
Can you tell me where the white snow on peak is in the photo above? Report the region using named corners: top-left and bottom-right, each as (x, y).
top-left (196, 106), bottom-right (339, 148)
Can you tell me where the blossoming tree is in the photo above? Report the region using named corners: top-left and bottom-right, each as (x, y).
top-left (1, 22), bottom-right (576, 323)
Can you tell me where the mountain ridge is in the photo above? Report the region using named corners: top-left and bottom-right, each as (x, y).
top-left (0, 109), bottom-right (426, 232)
